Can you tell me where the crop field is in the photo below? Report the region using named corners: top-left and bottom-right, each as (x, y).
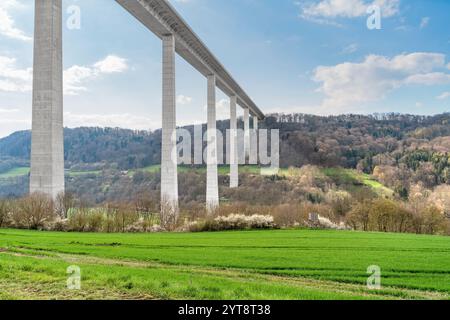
top-left (0, 167), bottom-right (30, 179)
top-left (0, 229), bottom-right (449, 300)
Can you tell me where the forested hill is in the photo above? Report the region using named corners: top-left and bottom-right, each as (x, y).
top-left (1, 113), bottom-right (449, 189)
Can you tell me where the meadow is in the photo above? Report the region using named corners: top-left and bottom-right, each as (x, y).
top-left (0, 228), bottom-right (449, 300)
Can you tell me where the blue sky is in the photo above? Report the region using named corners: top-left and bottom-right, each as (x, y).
top-left (0, 0), bottom-right (449, 137)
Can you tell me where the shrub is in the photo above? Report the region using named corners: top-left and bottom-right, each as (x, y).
top-left (422, 206), bottom-right (448, 235)
top-left (160, 198), bottom-right (178, 231)
top-left (44, 217), bottom-right (69, 232)
top-left (107, 203), bottom-right (140, 233)
top-left (189, 214), bottom-right (276, 232)
top-left (270, 204), bottom-right (304, 227)
top-left (125, 218), bottom-right (164, 233)
top-left (0, 199), bottom-right (10, 227)
top-left (67, 207), bottom-right (91, 232)
top-left (55, 192), bottom-right (77, 218)
top-left (10, 193), bottom-right (55, 229)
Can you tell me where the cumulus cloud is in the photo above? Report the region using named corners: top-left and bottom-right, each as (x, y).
top-left (176, 95), bottom-right (193, 105)
top-left (342, 43), bottom-right (358, 54)
top-left (313, 52), bottom-right (450, 110)
top-left (436, 92), bottom-right (450, 100)
top-left (0, 0), bottom-right (32, 41)
top-left (64, 55), bottom-right (129, 95)
top-left (0, 106), bottom-right (30, 138)
top-left (64, 112), bottom-right (158, 131)
top-left (299, 0), bottom-right (400, 24)
top-left (0, 56), bottom-right (32, 92)
top-left (405, 72), bottom-right (450, 86)
top-left (0, 54), bottom-right (129, 95)
top-left (0, 107), bottom-right (20, 113)
top-left (92, 55), bottom-right (128, 74)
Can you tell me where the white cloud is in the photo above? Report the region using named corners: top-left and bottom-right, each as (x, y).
top-left (436, 92), bottom-right (450, 100)
top-left (299, 0), bottom-right (400, 23)
top-left (0, 109), bottom-right (156, 138)
top-left (64, 112), bottom-right (158, 131)
top-left (342, 43), bottom-right (358, 54)
top-left (63, 66), bottom-right (95, 95)
top-left (0, 54), bottom-right (129, 95)
top-left (176, 95), bottom-right (193, 105)
top-left (0, 0), bottom-right (32, 41)
top-left (420, 17), bottom-right (430, 29)
top-left (65, 55), bottom-right (129, 95)
top-left (405, 72), bottom-right (450, 86)
top-left (0, 106), bottom-right (30, 138)
top-left (0, 55), bottom-right (32, 92)
top-left (0, 107), bottom-right (20, 113)
top-left (313, 52), bottom-right (450, 110)
top-left (93, 55), bottom-right (128, 74)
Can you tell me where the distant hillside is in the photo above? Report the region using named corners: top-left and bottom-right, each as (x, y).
top-left (0, 113), bottom-right (449, 200)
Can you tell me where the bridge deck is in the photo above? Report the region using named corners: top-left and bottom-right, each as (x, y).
top-left (116, 0), bottom-right (264, 120)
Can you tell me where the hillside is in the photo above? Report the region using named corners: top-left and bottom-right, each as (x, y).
top-left (1, 112), bottom-right (449, 195)
top-left (1, 113), bottom-right (449, 235)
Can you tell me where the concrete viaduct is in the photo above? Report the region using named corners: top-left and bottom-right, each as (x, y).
top-left (30, 0), bottom-right (264, 214)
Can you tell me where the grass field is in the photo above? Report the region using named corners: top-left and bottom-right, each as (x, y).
top-left (321, 167), bottom-right (394, 197)
top-left (0, 228), bottom-right (449, 300)
top-left (129, 164), bottom-right (262, 176)
top-left (0, 167), bottom-right (30, 179)
top-left (0, 167), bottom-right (102, 179)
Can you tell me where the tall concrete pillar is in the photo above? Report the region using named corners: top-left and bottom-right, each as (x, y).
top-left (206, 74), bottom-right (219, 212)
top-left (244, 107), bottom-right (250, 163)
top-left (161, 34), bottom-right (179, 214)
top-left (229, 96), bottom-right (238, 188)
top-left (30, 0), bottom-right (64, 200)
top-left (249, 115), bottom-right (259, 165)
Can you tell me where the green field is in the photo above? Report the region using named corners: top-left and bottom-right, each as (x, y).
top-left (129, 164), bottom-right (262, 176)
top-left (0, 167), bottom-right (102, 179)
top-left (0, 229), bottom-right (449, 300)
top-left (67, 170), bottom-right (102, 177)
top-left (0, 167), bottom-right (30, 179)
top-left (321, 167), bottom-right (394, 196)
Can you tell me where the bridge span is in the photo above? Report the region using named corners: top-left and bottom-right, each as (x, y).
top-left (30, 0), bottom-right (264, 215)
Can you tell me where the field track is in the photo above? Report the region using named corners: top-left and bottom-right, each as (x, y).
top-left (1, 229), bottom-right (449, 300)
